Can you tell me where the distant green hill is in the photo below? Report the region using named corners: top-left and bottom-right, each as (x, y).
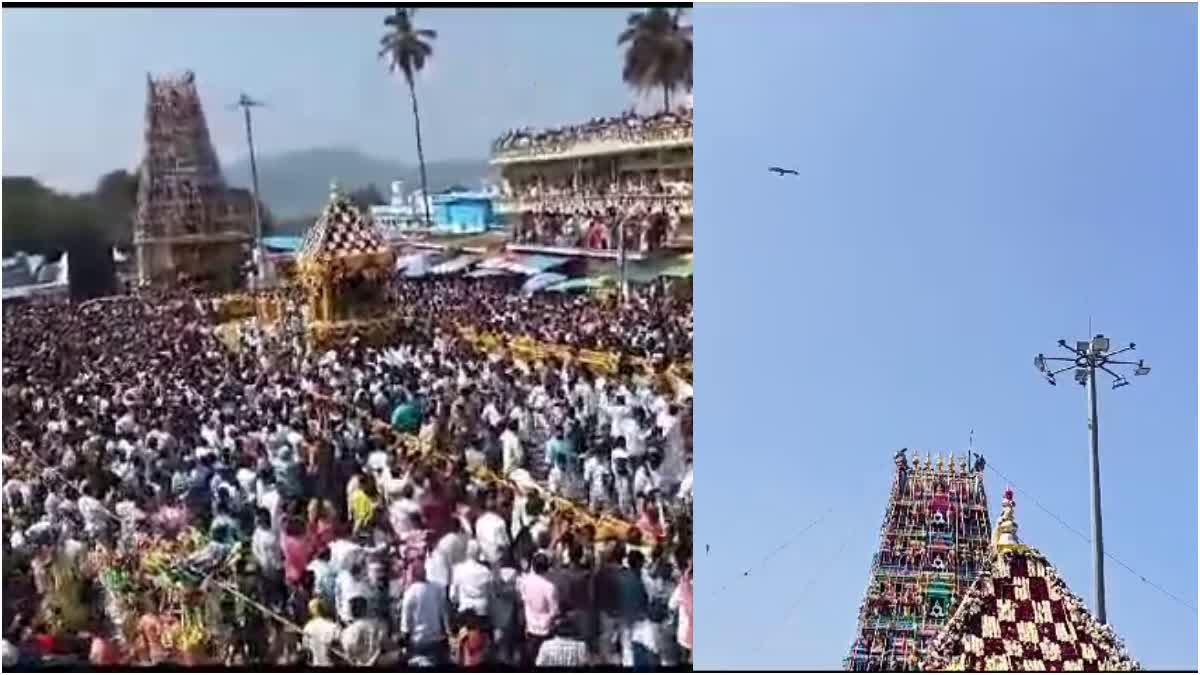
top-left (223, 147), bottom-right (491, 222)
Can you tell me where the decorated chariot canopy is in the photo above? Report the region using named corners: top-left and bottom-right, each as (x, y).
top-left (297, 180), bottom-right (395, 289)
top-left (921, 489), bottom-right (1139, 672)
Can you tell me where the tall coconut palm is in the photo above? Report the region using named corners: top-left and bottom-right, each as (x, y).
top-left (379, 8), bottom-right (436, 227)
top-left (618, 7), bottom-right (693, 112)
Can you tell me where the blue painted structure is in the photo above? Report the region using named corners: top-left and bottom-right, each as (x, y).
top-left (431, 192), bottom-right (496, 234)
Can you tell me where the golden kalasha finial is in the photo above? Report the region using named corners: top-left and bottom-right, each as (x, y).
top-left (993, 487), bottom-right (1021, 550)
top-left (935, 453), bottom-right (944, 473)
top-left (924, 453), bottom-right (933, 471)
top-left (948, 455), bottom-right (957, 475)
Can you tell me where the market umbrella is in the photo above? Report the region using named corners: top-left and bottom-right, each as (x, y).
top-left (521, 272), bottom-right (568, 294)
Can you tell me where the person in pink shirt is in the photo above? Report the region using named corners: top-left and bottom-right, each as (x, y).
top-left (281, 515), bottom-right (317, 588)
top-left (516, 552), bottom-right (560, 667)
top-left (669, 563), bottom-right (693, 665)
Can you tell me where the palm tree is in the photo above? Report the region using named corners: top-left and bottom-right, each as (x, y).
top-left (379, 8), bottom-right (437, 227)
top-left (618, 8), bottom-right (693, 112)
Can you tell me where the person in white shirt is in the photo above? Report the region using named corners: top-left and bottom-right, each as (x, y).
top-left (401, 564), bottom-right (451, 664)
top-left (426, 520), bottom-right (468, 588)
top-left (340, 596), bottom-right (386, 666)
top-left (255, 471), bottom-right (282, 532)
top-left (449, 540), bottom-right (493, 617)
top-left (388, 484), bottom-right (421, 537)
top-left (677, 457), bottom-right (693, 503)
top-left (500, 421), bottom-right (524, 476)
top-left (656, 403), bottom-right (686, 480)
top-left (76, 485), bottom-right (110, 538)
top-left (634, 451), bottom-right (665, 499)
top-left (302, 598), bottom-right (341, 667)
top-left (336, 561), bottom-right (371, 625)
top-left (474, 501), bottom-right (511, 567)
top-left (620, 410), bottom-right (651, 460)
top-left (607, 395), bottom-right (630, 439)
top-left (482, 399), bottom-right (504, 429)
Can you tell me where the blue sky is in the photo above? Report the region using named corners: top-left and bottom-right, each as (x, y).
top-left (694, 3), bottom-right (1196, 670)
top-left (1, 7), bottom-right (641, 193)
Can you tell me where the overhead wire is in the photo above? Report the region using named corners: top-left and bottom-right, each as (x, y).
top-left (985, 461), bottom-right (1197, 615)
top-left (705, 506), bottom-right (833, 600)
top-left (752, 528), bottom-right (857, 655)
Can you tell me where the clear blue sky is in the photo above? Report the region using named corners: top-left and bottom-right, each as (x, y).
top-left (694, 3), bottom-right (1196, 670)
top-left (1, 7), bottom-right (641, 193)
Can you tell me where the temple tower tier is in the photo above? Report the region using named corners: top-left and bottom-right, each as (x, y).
top-left (844, 450), bottom-right (994, 672)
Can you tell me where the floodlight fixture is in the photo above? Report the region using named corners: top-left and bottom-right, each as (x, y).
top-left (1134, 360), bottom-right (1150, 376)
top-left (1034, 354), bottom-right (1047, 373)
top-left (1074, 369), bottom-right (1089, 386)
top-left (1045, 373), bottom-right (1057, 386)
top-left (1076, 340), bottom-right (1090, 353)
top-left (1111, 377), bottom-right (1129, 390)
top-left (1091, 334), bottom-right (1110, 354)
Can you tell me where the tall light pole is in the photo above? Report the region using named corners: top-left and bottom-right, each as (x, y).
top-left (618, 215), bottom-right (628, 307)
top-left (230, 93), bottom-right (267, 283)
top-left (1033, 334), bottom-right (1151, 624)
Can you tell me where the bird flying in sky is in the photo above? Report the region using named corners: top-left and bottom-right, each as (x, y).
top-left (769, 166), bottom-right (799, 176)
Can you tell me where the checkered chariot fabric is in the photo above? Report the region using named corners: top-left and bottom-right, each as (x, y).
top-left (922, 546), bottom-right (1140, 672)
top-left (300, 196), bottom-right (390, 261)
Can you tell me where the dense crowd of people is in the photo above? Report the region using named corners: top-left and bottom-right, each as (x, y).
top-left (512, 203), bottom-right (682, 253)
top-left (386, 277), bottom-right (694, 363)
top-left (492, 108), bottom-right (693, 158)
top-left (504, 176), bottom-right (693, 203)
top-left (1, 279), bottom-right (693, 668)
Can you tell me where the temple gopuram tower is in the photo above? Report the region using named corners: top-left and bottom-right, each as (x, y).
top-left (845, 451), bottom-right (994, 671)
top-left (134, 71), bottom-right (251, 289)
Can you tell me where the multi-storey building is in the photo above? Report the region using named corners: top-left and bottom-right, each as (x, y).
top-left (133, 71), bottom-right (251, 289)
top-left (490, 107), bottom-right (693, 258)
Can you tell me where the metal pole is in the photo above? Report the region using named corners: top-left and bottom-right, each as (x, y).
top-left (618, 216), bottom-right (627, 306)
top-left (1086, 364), bottom-right (1107, 623)
top-left (242, 104), bottom-right (264, 282)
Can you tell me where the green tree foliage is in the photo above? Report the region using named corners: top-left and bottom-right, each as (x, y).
top-left (92, 169), bottom-right (139, 247)
top-left (2, 177), bottom-right (117, 299)
top-left (379, 8), bottom-right (437, 227)
top-left (618, 8), bottom-right (694, 112)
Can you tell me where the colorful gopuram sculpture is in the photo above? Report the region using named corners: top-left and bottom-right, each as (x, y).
top-left (296, 182), bottom-right (398, 349)
top-left (921, 489), bottom-right (1139, 672)
top-left (133, 71), bottom-right (251, 289)
top-left (845, 450), bottom-right (993, 671)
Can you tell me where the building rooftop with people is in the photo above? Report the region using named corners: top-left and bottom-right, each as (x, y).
top-left (490, 104), bottom-right (693, 258)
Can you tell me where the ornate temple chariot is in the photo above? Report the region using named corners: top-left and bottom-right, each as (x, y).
top-left (296, 183), bottom-right (400, 349)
